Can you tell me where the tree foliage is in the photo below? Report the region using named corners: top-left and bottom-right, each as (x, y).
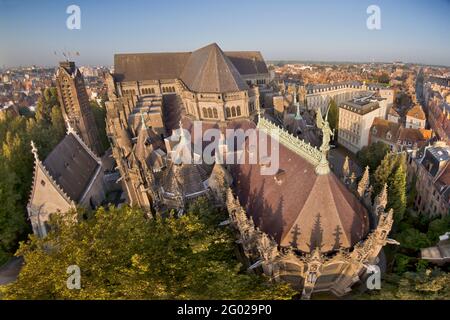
top-left (355, 269), bottom-right (450, 300)
top-left (0, 87), bottom-right (65, 265)
top-left (1, 199), bottom-right (296, 300)
top-left (377, 73), bottom-right (390, 84)
top-left (373, 153), bottom-right (407, 224)
top-left (327, 98), bottom-right (339, 135)
top-left (356, 142), bottom-right (390, 174)
top-left (90, 101), bottom-right (109, 152)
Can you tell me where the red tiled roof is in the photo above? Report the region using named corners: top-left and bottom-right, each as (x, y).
top-left (407, 105), bottom-right (426, 120)
top-left (181, 118), bottom-right (370, 253)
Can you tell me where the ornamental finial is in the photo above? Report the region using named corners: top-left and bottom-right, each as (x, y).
top-left (66, 120), bottom-right (75, 135)
top-left (30, 140), bottom-right (39, 161)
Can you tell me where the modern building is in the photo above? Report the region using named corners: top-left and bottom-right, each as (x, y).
top-left (55, 61), bottom-right (103, 155)
top-left (27, 126), bottom-right (106, 237)
top-left (337, 94), bottom-right (388, 153)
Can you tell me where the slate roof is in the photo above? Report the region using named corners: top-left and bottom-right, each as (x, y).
top-left (180, 43), bottom-right (248, 93)
top-left (43, 133), bottom-right (99, 202)
top-left (113, 43), bottom-right (269, 91)
top-left (114, 52), bottom-right (191, 82)
top-left (225, 51), bottom-right (268, 75)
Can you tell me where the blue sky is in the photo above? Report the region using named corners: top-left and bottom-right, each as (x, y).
top-left (0, 0), bottom-right (449, 67)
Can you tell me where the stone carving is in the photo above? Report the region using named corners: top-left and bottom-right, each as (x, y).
top-left (257, 117), bottom-right (322, 165)
top-left (357, 166), bottom-right (370, 198)
top-left (373, 183), bottom-right (388, 215)
top-left (316, 106), bottom-right (334, 153)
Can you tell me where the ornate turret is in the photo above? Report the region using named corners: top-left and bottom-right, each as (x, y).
top-left (357, 166), bottom-right (370, 198)
top-left (373, 183), bottom-right (388, 215)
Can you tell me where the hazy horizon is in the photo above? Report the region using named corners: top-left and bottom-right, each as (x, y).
top-left (1, 0), bottom-right (449, 68)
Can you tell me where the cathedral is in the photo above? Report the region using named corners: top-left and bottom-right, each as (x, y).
top-left (104, 43), bottom-right (395, 298)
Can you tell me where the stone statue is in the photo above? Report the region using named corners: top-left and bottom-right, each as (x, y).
top-left (316, 106), bottom-right (334, 152)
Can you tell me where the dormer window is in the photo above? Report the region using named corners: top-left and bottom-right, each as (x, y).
top-left (386, 132), bottom-right (392, 140)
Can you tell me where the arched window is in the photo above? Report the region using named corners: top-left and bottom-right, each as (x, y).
top-left (231, 107), bottom-right (236, 117)
top-left (226, 107), bottom-right (231, 118)
top-left (207, 108), bottom-right (213, 118)
top-left (203, 108), bottom-right (208, 118)
top-left (213, 108), bottom-right (218, 118)
top-left (236, 106), bottom-right (241, 116)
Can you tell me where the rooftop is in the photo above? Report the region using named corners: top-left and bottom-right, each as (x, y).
top-left (43, 133), bottom-right (99, 202)
top-left (340, 96), bottom-right (380, 115)
top-left (407, 104), bottom-right (426, 120)
top-left (113, 43), bottom-right (269, 92)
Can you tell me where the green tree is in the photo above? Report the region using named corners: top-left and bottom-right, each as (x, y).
top-left (1, 201), bottom-right (296, 300)
top-left (377, 73), bottom-right (390, 84)
top-left (355, 270), bottom-right (450, 300)
top-left (0, 159), bottom-right (26, 265)
top-left (373, 153), bottom-right (407, 225)
top-left (426, 215), bottom-right (450, 243)
top-left (327, 98), bottom-right (339, 134)
top-left (396, 228), bottom-right (431, 251)
top-left (388, 162), bottom-right (407, 223)
top-left (90, 101), bottom-right (109, 151)
top-left (0, 87), bottom-right (65, 264)
top-left (357, 142), bottom-right (390, 173)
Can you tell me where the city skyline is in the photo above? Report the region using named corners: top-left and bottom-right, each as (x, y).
top-left (1, 0), bottom-right (450, 68)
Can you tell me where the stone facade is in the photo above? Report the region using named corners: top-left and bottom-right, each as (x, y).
top-left (306, 82), bottom-right (394, 114)
top-left (27, 127), bottom-right (106, 237)
top-left (407, 141), bottom-right (450, 217)
top-left (225, 186), bottom-right (394, 299)
top-left (338, 95), bottom-right (388, 153)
